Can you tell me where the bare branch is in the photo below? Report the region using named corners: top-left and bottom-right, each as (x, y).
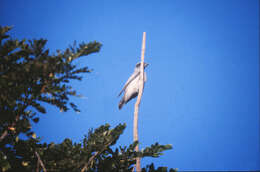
top-left (133, 32), bottom-right (146, 172)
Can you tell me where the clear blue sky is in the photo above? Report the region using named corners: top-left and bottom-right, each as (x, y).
top-left (1, 0), bottom-right (259, 171)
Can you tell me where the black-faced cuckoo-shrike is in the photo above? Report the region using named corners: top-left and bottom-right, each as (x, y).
top-left (118, 62), bottom-right (148, 110)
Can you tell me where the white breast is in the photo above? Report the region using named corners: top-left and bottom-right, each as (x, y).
top-left (124, 72), bottom-right (147, 101)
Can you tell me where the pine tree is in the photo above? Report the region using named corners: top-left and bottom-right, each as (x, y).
top-left (0, 26), bottom-right (175, 172)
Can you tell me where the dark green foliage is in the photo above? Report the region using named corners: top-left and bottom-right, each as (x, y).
top-left (0, 25), bottom-right (101, 142)
top-left (142, 163), bottom-right (178, 172)
top-left (0, 25), bottom-right (101, 171)
top-left (2, 124), bottom-right (172, 172)
top-left (0, 26), bottom-right (174, 171)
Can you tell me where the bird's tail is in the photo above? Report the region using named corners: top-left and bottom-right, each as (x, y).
top-left (118, 98), bottom-right (124, 110)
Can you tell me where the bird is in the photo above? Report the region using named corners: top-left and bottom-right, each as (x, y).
top-left (118, 62), bottom-right (149, 110)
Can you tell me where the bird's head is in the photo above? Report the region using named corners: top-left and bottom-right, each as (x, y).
top-left (135, 62), bottom-right (149, 69)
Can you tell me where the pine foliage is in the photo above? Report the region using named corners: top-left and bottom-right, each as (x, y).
top-left (0, 26), bottom-right (174, 172)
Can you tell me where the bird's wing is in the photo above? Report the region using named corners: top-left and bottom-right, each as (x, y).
top-left (118, 71), bottom-right (140, 97)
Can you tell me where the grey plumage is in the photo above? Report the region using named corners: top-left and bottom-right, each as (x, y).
top-left (118, 62), bottom-right (148, 110)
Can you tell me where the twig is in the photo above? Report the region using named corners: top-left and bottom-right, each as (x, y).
top-left (0, 115), bottom-right (20, 142)
top-left (81, 141), bottom-right (113, 172)
top-left (36, 158), bottom-right (40, 172)
top-left (0, 100), bottom-right (30, 142)
top-left (133, 32), bottom-right (146, 172)
top-left (35, 151), bottom-right (47, 172)
top-left (81, 152), bottom-right (99, 172)
top-left (0, 130), bottom-right (8, 142)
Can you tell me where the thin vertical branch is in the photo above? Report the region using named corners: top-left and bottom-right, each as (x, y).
top-left (133, 32), bottom-right (146, 172)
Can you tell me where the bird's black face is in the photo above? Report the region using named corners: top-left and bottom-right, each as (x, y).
top-left (136, 62), bottom-right (149, 68)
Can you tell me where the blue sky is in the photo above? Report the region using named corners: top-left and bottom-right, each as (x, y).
top-left (1, 0), bottom-right (259, 170)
